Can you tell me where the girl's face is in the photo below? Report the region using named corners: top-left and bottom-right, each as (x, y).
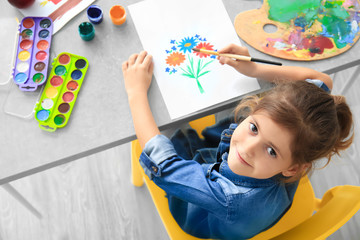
top-left (228, 111), bottom-right (299, 179)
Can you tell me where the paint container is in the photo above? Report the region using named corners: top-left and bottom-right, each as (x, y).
top-left (78, 22), bottom-right (95, 41)
top-left (13, 17), bottom-right (53, 91)
top-left (34, 52), bottom-right (89, 132)
top-left (109, 5), bottom-right (126, 25)
top-left (87, 5), bottom-right (103, 24)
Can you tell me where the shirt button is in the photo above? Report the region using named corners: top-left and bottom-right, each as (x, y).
top-left (151, 166), bottom-right (158, 173)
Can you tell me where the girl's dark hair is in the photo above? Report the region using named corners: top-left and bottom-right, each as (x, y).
top-left (234, 81), bottom-right (354, 181)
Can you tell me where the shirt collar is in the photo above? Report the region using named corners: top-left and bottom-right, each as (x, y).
top-left (219, 152), bottom-right (280, 187)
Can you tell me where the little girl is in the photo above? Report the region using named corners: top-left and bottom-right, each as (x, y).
top-left (122, 44), bottom-right (353, 240)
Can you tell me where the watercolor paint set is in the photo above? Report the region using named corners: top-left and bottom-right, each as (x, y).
top-left (12, 17), bottom-right (53, 91)
top-left (34, 53), bottom-right (89, 132)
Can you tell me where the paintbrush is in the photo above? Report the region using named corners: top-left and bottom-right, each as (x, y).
top-left (192, 48), bottom-right (282, 66)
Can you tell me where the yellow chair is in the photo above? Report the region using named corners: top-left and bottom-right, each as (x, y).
top-left (131, 115), bottom-right (360, 240)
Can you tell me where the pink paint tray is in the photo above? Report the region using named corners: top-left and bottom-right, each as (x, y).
top-left (12, 17), bottom-right (53, 91)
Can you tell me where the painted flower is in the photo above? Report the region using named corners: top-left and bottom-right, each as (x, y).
top-left (178, 37), bottom-right (198, 53)
top-left (166, 52), bottom-right (186, 66)
top-left (194, 42), bottom-right (214, 58)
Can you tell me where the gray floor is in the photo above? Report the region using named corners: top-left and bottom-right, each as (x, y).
top-left (0, 66), bottom-right (359, 239)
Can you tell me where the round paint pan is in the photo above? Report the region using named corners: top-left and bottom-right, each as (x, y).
top-left (23, 18), bottom-right (35, 28)
top-left (41, 98), bottom-right (54, 110)
top-left (58, 54), bottom-right (71, 65)
top-left (20, 39), bottom-right (33, 50)
top-left (71, 70), bottom-right (82, 80)
top-left (45, 86), bottom-right (58, 98)
top-left (54, 114), bottom-right (66, 126)
top-left (50, 76), bottom-right (63, 87)
top-left (17, 62), bottom-right (30, 72)
top-left (87, 5), bottom-right (103, 24)
top-left (67, 81), bottom-right (79, 91)
top-left (34, 62), bottom-right (46, 72)
top-left (38, 29), bottom-right (50, 39)
top-left (40, 19), bottom-right (52, 28)
top-left (33, 73), bottom-right (45, 83)
top-left (14, 73), bottom-right (27, 84)
top-left (36, 51), bottom-right (47, 61)
top-left (58, 103), bottom-right (70, 114)
top-left (54, 65), bottom-right (67, 76)
top-left (37, 110), bottom-right (50, 121)
top-left (109, 5), bottom-right (126, 25)
top-left (75, 59), bottom-right (87, 69)
top-left (21, 29), bottom-right (33, 39)
top-left (62, 92), bottom-right (74, 103)
top-left (37, 40), bottom-right (49, 50)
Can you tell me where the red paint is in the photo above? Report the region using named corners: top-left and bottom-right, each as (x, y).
top-left (67, 81), bottom-right (78, 91)
top-left (22, 18), bottom-right (34, 28)
top-left (50, 76), bottom-right (63, 87)
top-left (37, 40), bottom-right (49, 50)
top-left (36, 51), bottom-right (47, 61)
top-left (20, 39), bottom-right (32, 50)
top-left (301, 36), bottom-right (334, 57)
top-left (58, 54), bottom-right (70, 65)
top-left (62, 92), bottom-right (74, 103)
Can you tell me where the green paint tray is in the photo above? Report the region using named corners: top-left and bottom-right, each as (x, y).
top-left (34, 52), bottom-right (89, 132)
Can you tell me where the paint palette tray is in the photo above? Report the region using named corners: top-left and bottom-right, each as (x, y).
top-left (13, 17), bottom-right (53, 91)
top-left (34, 53), bottom-right (89, 132)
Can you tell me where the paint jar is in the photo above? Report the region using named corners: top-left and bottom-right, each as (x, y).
top-left (78, 22), bottom-right (95, 41)
top-left (87, 5), bottom-right (103, 24)
top-left (109, 5), bottom-right (126, 25)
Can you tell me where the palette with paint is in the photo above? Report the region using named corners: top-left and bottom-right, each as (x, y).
top-left (234, 0), bottom-right (360, 61)
top-left (34, 53), bottom-right (89, 132)
top-left (13, 17), bottom-right (53, 91)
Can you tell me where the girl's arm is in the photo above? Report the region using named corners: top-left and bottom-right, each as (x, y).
top-left (218, 44), bottom-right (333, 90)
top-left (122, 51), bottom-right (160, 149)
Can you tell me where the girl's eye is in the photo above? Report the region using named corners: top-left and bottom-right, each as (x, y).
top-left (267, 147), bottom-right (277, 157)
top-left (250, 123), bottom-right (258, 134)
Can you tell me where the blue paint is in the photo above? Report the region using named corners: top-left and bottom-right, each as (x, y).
top-left (14, 73), bottom-right (27, 83)
top-left (87, 5), bottom-right (103, 24)
top-left (71, 70), bottom-right (82, 80)
top-left (37, 110), bottom-right (50, 121)
top-left (294, 17), bottom-right (307, 28)
top-left (38, 29), bottom-right (50, 39)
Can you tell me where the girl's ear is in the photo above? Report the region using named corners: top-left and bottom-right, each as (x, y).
top-left (282, 163), bottom-right (310, 177)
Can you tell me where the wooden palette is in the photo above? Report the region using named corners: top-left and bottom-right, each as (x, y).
top-left (234, 0), bottom-right (360, 61)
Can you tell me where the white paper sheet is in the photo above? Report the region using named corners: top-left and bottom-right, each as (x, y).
top-left (129, 0), bottom-right (260, 119)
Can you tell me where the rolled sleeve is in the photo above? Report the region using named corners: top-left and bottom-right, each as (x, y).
top-left (306, 79), bottom-right (331, 93)
top-left (140, 134), bottom-right (178, 178)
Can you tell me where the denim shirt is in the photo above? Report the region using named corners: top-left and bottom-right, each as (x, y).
top-left (140, 123), bottom-right (299, 240)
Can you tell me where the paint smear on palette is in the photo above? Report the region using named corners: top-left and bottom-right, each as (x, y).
top-left (234, 0), bottom-right (360, 60)
top-left (164, 35), bottom-right (217, 94)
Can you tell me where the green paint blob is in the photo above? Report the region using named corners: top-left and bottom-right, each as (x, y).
top-left (55, 65), bottom-right (67, 76)
top-left (268, 0), bottom-right (321, 23)
top-left (33, 73), bottom-right (44, 83)
top-left (54, 115), bottom-right (66, 125)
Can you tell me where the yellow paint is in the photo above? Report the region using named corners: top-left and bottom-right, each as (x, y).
top-left (45, 87), bottom-right (58, 99)
top-left (292, 49), bottom-right (310, 59)
top-left (18, 51), bottom-right (30, 61)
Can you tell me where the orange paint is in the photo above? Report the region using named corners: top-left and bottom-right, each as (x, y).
top-left (109, 5), bottom-right (126, 25)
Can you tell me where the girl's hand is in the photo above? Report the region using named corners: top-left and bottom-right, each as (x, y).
top-left (218, 44), bottom-right (257, 77)
top-left (122, 51), bottom-right (154, 98)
